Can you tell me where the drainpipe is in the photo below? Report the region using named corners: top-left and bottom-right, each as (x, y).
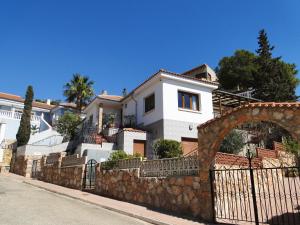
top-left (131, 95), bottom-right (138, 126)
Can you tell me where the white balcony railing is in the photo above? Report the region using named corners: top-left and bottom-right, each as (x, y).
top-left (0, 109), bottom-right (41, 122)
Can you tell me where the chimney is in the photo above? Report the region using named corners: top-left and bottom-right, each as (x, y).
top-left (46, 99), bottom-right (51, 105)
top-left (101, 90), bottom-right (108, 95)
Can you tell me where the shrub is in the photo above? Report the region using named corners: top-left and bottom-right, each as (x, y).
top-left (109, 150), bottom-right (128, 161)
top-left (56, 112), bottom-right (81, 141)
top-left (283, 137), bottom-right (300, 166)
top-left (101, 150), bottom-right (128, 170)
top-left (220, 130), bottom-right (245, 154)
top-left (153, 139), bottom-right (183, 159)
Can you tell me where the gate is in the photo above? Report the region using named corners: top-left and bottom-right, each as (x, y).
top-left (31, 160), bottom-right (39, 178)
top-left (211, 166), bottom-right (300, 225)
top-left (83, 159), bottom-right (97, 191)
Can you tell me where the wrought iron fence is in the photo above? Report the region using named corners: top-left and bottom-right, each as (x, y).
top-left (211, 166), bottom-right (300, 225)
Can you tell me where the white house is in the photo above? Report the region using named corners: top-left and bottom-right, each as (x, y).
top-left (0, 92), bottom-right (82, 162)
top-left (82, 64), bottom-right (219, 158)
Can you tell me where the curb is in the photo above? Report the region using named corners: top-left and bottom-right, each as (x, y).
top-left (23, 181), bottom-right (170, 225)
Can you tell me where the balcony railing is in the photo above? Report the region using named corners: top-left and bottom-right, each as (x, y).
top-left (0, 109), bottom-right (41, 122)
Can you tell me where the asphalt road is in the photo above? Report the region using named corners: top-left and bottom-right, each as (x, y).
top-left (0, 175), bottom-right (151, 225)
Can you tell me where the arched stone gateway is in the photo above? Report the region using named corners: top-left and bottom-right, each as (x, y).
top-left (196, 102), bottom-right (300, 221)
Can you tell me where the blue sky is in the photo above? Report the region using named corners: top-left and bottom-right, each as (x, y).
top-left (0, 0), bottom-right (299, 100)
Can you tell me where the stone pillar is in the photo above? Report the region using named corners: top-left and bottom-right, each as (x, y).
top-left (98, 103), bottom-right (103, 133)
top-left (198, 169), bottom-right (214, 222)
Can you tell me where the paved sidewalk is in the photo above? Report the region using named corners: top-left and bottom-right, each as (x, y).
top-left (4, 173), bottom-right (213, 225)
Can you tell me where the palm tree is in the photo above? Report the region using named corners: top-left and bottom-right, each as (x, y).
top-left (63, 74), bottom-right (94, 112)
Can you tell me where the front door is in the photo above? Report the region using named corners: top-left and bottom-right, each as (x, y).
top-left (133, 140), bottom-right (146, 157)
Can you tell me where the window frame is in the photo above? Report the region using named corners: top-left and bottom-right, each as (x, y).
top-left (178, 90), bottom-right (200, 111)
top-left (144, 93), bottom-right (155, 114)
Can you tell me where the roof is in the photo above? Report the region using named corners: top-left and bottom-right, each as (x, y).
top-left (122, 128), bottom-right (146, 133)
top-left (122, 69), bottom-right (219, 102)
top-left (97, 94), bottom-right (123, 102)
top-left (215, 152), bottom-right (262, 168)
top-left (51, 102), bottom-right (78, 111)
top-left (213, 89), bottom-right (261, 108)
top-left (182, 64), bottom-right (207, 75)
top-left (0, 92), bottom-right (54, 110)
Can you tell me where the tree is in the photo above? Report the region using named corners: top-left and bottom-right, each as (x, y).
top-left (122, 88), bottom-right (128, 97)
top-left (283, 137), bottom-right (300, 166)
top-left (220, 130), bottom-right (244, 154)
top-left (16, 86), bottom-right (34, 147)
top-left (153, 139), bottom-right (183, 159)
top-left (216, 50), bottom-right (258, 91)
top-left (253, 29), bottom-right (299, 101)
top-left (216, 29), bottom-right (299, 101)
top-left (56, 112), bottom-right (81, 141)
top-left (63, 74), bottom-right (94, 112)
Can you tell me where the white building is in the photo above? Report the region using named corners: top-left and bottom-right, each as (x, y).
top-left (0, 93), bottom-right (80, 161)
top-left (82, 64), bottom-right (219, 158)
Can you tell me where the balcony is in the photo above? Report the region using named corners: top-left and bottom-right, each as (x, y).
top-left (0, 109), bottom-right (41, 122)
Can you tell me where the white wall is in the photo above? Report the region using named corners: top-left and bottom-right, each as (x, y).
top-left (123, 78), bottom-right (163, 127)
top-left (117, 131), bottom-right (147, 155)
top-left (161, 78), bottom-right (215, 124)
top-left (85, 101), bottom-right (121, 127)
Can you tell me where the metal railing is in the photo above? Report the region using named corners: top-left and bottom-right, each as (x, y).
top-left (211, 165), bottom-right (300, 225)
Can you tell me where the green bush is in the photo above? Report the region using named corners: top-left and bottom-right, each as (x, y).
top-left (101, 150), bottom-right (128, 170)
top-left (101, 151), bottom-right (145, 170)
top-left (220, 130), bottom-right (245, 154)
top-left (56, 112), bottom-right (81, 141)
top-left (153, 139), bottom-right (183, 159)
top-left (109, 150), bottom-right (128, 161)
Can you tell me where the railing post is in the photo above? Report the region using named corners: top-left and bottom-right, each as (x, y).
top-left (209, 169), bottom-right (216, 223)
top-left (248, 154), bottom-right (259, 225)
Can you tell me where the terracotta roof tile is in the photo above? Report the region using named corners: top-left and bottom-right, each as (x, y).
top-left (122, 69), bottom-right (219, 102)
top-left (198, 102), bottom-right (300, 129)
top-left (98, 94), bottom-right (123, 102)
top-left (122, 128), bottom-right (146, 133)
top-left (215, 152), bottom-right (262, 168)
top-left (0, 92), bottom-right (54, 110)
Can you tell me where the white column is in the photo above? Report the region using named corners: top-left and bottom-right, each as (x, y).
top-left (98, 104), bottom-right (103, 133)
top-left (11, 107), bottom-right (15, 119)
top-left (0, 122), bottom-right (6, 144)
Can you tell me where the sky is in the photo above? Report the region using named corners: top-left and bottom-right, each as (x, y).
top-left (0, 0), bottom-right (299, 101)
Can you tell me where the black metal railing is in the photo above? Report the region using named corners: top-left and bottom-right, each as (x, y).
top-left (210, 166), bottom-right (300, 225)
top-left (83, 159), bottom-right (97, 190)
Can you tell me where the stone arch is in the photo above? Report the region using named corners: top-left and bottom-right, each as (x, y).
top-left (198, 103), bottom-right (300, 170)
top-left (196, 102), bottom-right (300, 221)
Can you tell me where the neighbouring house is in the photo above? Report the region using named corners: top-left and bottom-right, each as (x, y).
top-left (0, 92), bottom-right (54, 144)
top-left (50, 102), bottom-right (80, 126)
top-left (0, 92), bottom-right (82, 170)
top-left (81, 64), bottom-right (219, 158)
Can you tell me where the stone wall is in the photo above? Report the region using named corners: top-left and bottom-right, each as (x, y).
top-left (38, 153), bottom-right (86, 190)
top-left (95, 167), bottom-right (202, 218)
top-left (11, 155), bottom-right (42, 177)
top-left (0, 148), bottom-right (13, 172)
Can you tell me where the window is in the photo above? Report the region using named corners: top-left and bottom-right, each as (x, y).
top-left (178, 91), bottom-right (200, 111)
top-left (144, 93), bottom-right (155, 113)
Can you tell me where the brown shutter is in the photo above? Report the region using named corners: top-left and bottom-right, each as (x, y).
top-left (133, 140), bottom-right (146, 157)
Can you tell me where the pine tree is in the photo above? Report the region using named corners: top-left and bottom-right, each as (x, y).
top-left (256, 29), bottom-right (274, 60)
top-left (253, 29), bottom-right (299, 101)
top-left (16, 86), bottom-right (34, 147)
